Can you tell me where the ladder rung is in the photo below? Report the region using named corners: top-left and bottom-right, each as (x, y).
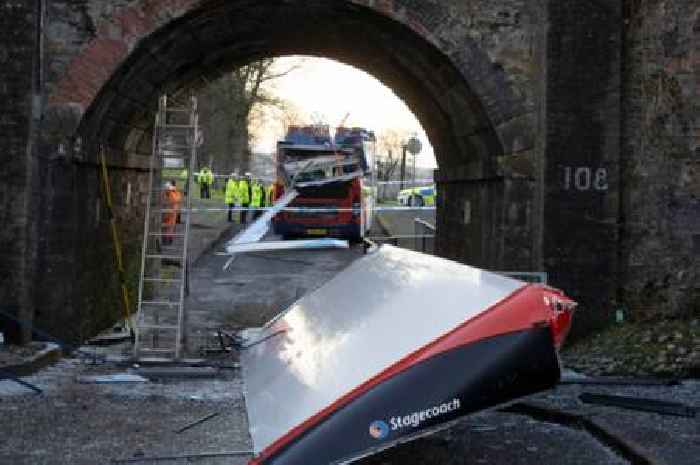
top-left (144, 278), bottom-right (181, 284)
top-left (143, 275), bottom-right (182, 280)
top-left (160, 144), bottom-right (193, 149)
top-left (149, 233), bottom-right (186, 237)
top-left (162, 124), bottom-right (195, 128)
top-left (139, 347), bottom-right (175, 354)
top-left (146, 255), bottom-right (184, 260)
top-left (138, 350), bottom-right (176, 356)
top-left (137, 326), bottom-right (179, 331)
top-left (141, 300), bottom-right (180, 306)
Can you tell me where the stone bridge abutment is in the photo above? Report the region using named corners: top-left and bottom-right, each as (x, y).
top-left (1, 0), bottom-right (698, 343)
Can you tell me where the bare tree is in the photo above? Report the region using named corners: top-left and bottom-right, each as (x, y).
top-left (278, 101), bottom-right (305, 132)
top-left (198, 58), bottom-right (301, 175)
top-left (376, 128), bottom-right (411, 199)
top-left (309, 111), bottom-right (329, 127)
top-left (251, 99), bottom-right (306, 147)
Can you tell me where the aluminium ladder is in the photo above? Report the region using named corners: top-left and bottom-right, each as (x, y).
top-left (134, 95), bottom-right (198, 360)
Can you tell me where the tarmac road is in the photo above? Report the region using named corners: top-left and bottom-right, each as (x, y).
top-left (182, 228), bottom-right (693, 465)
top-left (1, 228), bottom-right (697, 465)
top-left (184, 226), bottom-right (365, 339)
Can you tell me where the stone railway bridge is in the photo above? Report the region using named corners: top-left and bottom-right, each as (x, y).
top-left (1, 0), bottom-right (699, 343)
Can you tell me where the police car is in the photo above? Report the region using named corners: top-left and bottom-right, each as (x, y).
top-left (397, 185), bottom-right (436, 207)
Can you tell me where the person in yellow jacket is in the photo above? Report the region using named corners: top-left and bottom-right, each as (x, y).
top-left (179, 169), bottom-right (189, 188)
top-left (265, 183), bottom-right (275, 208)
top-left (199, 166), bottom-right (214, 199)
top-left (225, 173), bottom-right (239, 223)
top-left (251, 179), bottom-right (264, 220)
top-left (238, 173), bottom-right (251, 224)
top-left (177, 169), bottom-right (188, 223)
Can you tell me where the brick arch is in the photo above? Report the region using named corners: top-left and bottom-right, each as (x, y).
top-left (48, 0), bottom-right (528, 176)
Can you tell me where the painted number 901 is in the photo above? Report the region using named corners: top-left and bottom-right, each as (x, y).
top-left (563, 167), bottom-right (608, 192)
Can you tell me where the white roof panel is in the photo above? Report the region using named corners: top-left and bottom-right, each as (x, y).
top-left (241, 245), bottom-right (525, 454)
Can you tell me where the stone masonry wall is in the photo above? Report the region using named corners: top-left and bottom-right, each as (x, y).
top-left (32, 149), bottom-right (148, 343)
top-left (35, 0), bottom-right (545, 340)
top-left (25, 1), bottom-right (152, 342)
top-left (9, 0), bottom-right (700, 343)
top-left (543, 0), bottom-right (623, 334)
top-left (621, 0), bottom-right (700, 321)
top-left (433, 0), bottom-right (547, 272)
top-left (0, 1), bottom-right (39, 344)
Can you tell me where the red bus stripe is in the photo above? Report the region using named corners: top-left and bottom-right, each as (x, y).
top-left (250, 284), bottom-right (552, 464)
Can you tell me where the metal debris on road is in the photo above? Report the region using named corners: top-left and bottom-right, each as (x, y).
top-left (105, 356), bottom-right (208, 366)
top-left (226, 190), bottom-right (300, 248)
top-left (135, 366), bottom-right (219, 379)
top-left (560, 376), bottom-right (679, 386)
top-left (111, 450), bottom-right (254, 464)
top-left (579, 392), bottom-right (697, 418)
top-left (470, 425), bottom-right (498, 433)
top-left (223, 238), bottom-right (349, 255)
top-left (242, 245), bottom-right (578, 464)
top-left (86, 332), bottom-right (133, 346)
top-left (0, 369), bottom-right (43, 394)
top-left (174, 412), bottom-right (220, 434)
top-left (77, 374), bottom-right (148, 384)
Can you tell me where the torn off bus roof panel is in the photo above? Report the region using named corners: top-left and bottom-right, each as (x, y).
top-left (226, 190), bottom-right (299, 247)
top-left (225, 239), bottom-right (349, 254)
top-left (242, 246), bottom-right (576, 465)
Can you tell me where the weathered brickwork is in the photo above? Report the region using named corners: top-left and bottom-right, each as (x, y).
top-left (29, 0), bottom-right (541, 340)
top-left (621, 0), bottom-right (700, 320)
top-left (2, 0), bottom-right (698, 342)
top-left (543, 0), bottom-right (623, 333)
top-left (0, 1), bottom-right (40, 343)
top-left (32, 151), bottom-right (147, 343)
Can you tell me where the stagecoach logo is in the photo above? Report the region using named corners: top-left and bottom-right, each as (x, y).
top-left (369, 398), bottom-right (461, 440)
top-left (368, 420), bottom-right (389, 439)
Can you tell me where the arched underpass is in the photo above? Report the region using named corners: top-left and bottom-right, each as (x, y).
top-left (3, 1), bottom-right (700, 463)
top-left (6, 0), bottom-right (651, 344)
top-left (36, 0), bottom-right (534, 341)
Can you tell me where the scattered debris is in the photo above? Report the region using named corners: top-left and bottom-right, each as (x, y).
top-left (0, 309), bottom-right (102, 363)
top-left (86, 332), bottom-right (133, 347)
top-left (470, 425), bottom-right (498, 433)
top-left (0, 341), bottom-right (62, 376)
top-left (174, 412), bottom-right (220, 434)
top-left (560, 375), bottom-right (679, 386)
top-left (579, 392), bottom-right (696, 418)
top-left (105, 356), bottom-right (207, 366)
top-left (77, 374), bottom-right (148, 384)
top-left (223, 238), bottom-right (349, 255)
top-left (111, 450), bottom-right (253, 464)
top-left (239, 329), bottom-right (287, 350)
top-left (134, 367), bottom-right (219, 379)
top-left (225, 190), bottom-right (299, 251)
top-left (0, 368), bottom-right (43, 394)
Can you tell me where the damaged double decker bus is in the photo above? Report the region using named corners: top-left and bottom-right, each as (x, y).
top-left (272, 125), bottom-right (376, 241)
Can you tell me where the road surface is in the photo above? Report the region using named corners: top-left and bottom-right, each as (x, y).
top-left (1, 228), bottom-right (697, 465)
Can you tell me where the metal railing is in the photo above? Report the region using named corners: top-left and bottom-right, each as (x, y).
top-left (496, 271), bottom-right (548, 284)
top-left (413, 218), bottom-right (436, 254)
